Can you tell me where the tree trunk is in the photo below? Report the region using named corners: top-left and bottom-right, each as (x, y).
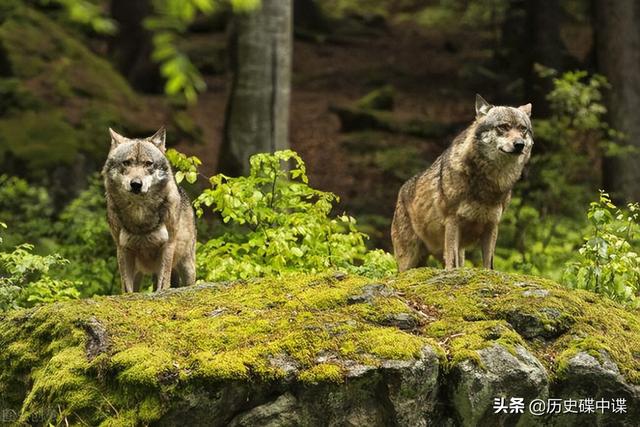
top-left (499, 0), bottom-right (569, 114)
top-left (525, 0), bottom-right (569, 115)
top-left (594, 0), bottom-right (640, 202)
top-left (221, 0), bottom-right (292, 176)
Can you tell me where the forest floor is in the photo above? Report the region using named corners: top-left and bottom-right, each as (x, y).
top-left (174, 20), bottom-right (501, 250)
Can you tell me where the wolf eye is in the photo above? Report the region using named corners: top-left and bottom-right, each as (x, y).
top-left (122, 160), bottom-right (132, 167)
top-left (519, 125), bottom-right (529, 134)
top-left (144, 160), bottom-right (154, 167)
top-left (497, 124), bottom-right (510, 132)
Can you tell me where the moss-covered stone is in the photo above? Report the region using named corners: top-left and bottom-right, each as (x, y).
top-left (0, 7), bottom-right (135, 103)
top-left (0, 5), bottom-right (155, 179)
top-left (0, 268), bottom-right (638, 425)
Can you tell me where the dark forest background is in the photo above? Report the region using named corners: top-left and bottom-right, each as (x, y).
top-left (0, 0), bottom-right (639, 307)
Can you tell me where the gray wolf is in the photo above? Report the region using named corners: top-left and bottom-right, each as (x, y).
top-left (102, 127), bottom-right (196, 292)
top-left (391, 95), bottom-right (533, 271)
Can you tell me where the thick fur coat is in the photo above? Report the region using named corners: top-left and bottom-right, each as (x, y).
top-left (103, 128), bottom-right (196, 292)
top-left (391, 95), bottom-right (533, 271)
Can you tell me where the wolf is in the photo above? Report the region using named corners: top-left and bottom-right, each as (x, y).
top-left (102, 127), bottom-right (196, 292)
top-left (391, 95), bottom-right (533, 271)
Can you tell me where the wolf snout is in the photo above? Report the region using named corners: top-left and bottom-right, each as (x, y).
top-left (130, 178), bottom-right (143, 194)
top-left (501, 139), bottom-right (525, 155)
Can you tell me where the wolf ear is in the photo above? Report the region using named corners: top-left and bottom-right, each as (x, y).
top-left (475, 94), bottom-right (493, 117)
top-left (149, 127), bottom-right (166, 152)
top-left (109, 128), bottom-right (127, 150)
top-left (518, 103), bottom-right (532, 117)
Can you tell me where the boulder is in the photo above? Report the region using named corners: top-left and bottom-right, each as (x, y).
top-left (0, 4), bottom-right (157, 195)
top-left (0, 268), bottom-right (638, 426)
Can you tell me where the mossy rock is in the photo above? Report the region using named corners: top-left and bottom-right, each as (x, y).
top-left (0, 269), bottom-right (639, 426)
top-left (0, 5), bottom-right (154, 179)
top-left (0, 7), bottom-right (135, 104)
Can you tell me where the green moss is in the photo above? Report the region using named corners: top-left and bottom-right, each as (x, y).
top-left (298, 363), bottom-right (344, 384)
top-left (348, 296), bottom-right (412, 324)
top-left (0, 7), bottom-right (135, 103)
top-left (111, 345), bottom-right (174, 388)
top-left (194, 350), bottom-right (251, 381)
top-left (0, 110), bottom-right (79, 172)
top-left (0, 6), bottom-right (153, 177)
top-left (1, 268), bottom-right (639, 425)
top-left (392, 268), bottom-right (640, 382)
top-left (444, 320), bottom-right (524, 367)
top-left (21, 347), bottom-right (98, 423)
top-left (138, 395), bottom-right (164, 423)
top-left (357, 328), bottom-right (424, 359)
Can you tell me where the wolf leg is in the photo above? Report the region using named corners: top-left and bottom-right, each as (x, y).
top-left (117, 249), bottom-right (136, 293)
top-left (133, 272), bottom-right (143, 292)
top-left (182, 251), bottom-right (196, 286)
top-left (395, 238), bottom-right (427, 272)
top-left (444, 219), bottom-right (460, 269)
top-left (481, 223), bottom-right (498, 269)
top-left (182, 240), bottom-right (196, 286)
top-left (170, 270), bottom-right (180, 287)
top-left (392, 201), bottom-right (427, 271)
top-left (176, 257), bottom-right (196, 287)
top-left (156, 241), bottom-right (177, 291)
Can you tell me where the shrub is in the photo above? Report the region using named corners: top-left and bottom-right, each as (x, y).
top-left (563, 192), bottom-right (640, 307)
top-left (165, 148), bottom-right (201, 185)
top-left (54, 174), bottom-right (118, 296)
top-left (0, 239), bottom-right (81, 311)
top-left (0, 175), bottom-right (53, 248)
top-left (495, 69), bottom-right (619, 278)
top-left (194, 150), bottom-right (396, 281)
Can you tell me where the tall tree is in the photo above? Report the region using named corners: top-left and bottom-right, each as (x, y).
top-left (221, 0), bottom-right (292, 175)
top-left (499, 0), bottom-right (570, 114)
top-left (594, 0), bottom-right (640, 202)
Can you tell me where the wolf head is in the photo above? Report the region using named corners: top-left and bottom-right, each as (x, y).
top-left (473, 94), bottom-right (533, 161)
top-left (103, 128), bottom-right (171, 195)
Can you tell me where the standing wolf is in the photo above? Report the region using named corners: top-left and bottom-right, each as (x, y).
top-left (103, 127), bottom-right (196, 292)
top-left (391, 95), bottom-right (533, 271)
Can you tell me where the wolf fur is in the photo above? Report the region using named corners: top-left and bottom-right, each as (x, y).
top-left (391, 95), bottom-right (533, 271)
top-left (102, 127), bottom-right (196, 292)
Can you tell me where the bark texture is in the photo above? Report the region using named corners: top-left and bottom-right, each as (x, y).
top-left (222, 0), bottom-right (292, 175)
top-left (595, 0), bottom-right (640, 202)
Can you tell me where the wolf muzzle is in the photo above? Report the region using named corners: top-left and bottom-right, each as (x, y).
top-left (130, 178), bottom-right (143, 194)
top-left (501, 138), bottom-right (526, 155)
top-left (513, 139), bottom-right (525, 154)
